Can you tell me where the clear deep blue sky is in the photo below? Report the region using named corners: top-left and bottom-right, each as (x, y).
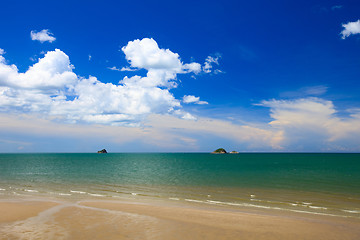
top-left (0, 0), bottom-right (360, 152)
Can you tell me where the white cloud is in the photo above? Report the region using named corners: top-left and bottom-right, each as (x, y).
top-left (122, 38), bottom-right (183, 71)
top-left (121, 38), bottom-right (203, 88)
top-left (341, 20), bottom-right (360, 39)
top-left (108, 66), bottom-right (121, 71)
top-left (120, 66), bottom-right (137, 71)
top-left (88, 55), bottom-right (92, 61)
top-left (0, 49), bottom-right (77, 90)
top-left (119, 39), bottom-right (221, 77)
top-left (183, 95), bottom-right (208, 105)
top-left (30, 29), bottom-right (56, 43)
top-left (0, 48), bottom-right (4, 55)
top-left (203, 55), bottom-right (221, 73)
top-left (108, 66), bottom-right (137, 72)
top-left (0, 38), bottom-right (206, 125)
top-left (183, 62), bottom-right (201, 74)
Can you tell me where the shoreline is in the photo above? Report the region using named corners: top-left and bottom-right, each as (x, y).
top-left (1, 197), bottom-right (360, 239)
top-left (1, 184), bottom-right (359, 219)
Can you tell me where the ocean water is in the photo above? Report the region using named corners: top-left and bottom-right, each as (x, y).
top-left (0, 153), bottom-right (359, 217)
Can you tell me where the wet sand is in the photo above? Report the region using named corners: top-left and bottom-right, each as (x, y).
top-left (1, 199), bottom-right (360, 240)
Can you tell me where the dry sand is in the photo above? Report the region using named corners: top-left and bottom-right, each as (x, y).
top-left (0, 199), bottom-right (359, 240)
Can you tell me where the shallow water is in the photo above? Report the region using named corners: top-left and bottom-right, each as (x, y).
top-left (0, 153), bottom-right (359, 217)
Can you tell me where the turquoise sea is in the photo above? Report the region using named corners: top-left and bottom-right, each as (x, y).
top-left (0, 153), bottom-right (359, 217)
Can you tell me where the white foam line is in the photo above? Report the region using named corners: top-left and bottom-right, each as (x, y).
top-left (70, 190), bottom-right (87, 194)
top-left (0, 188), bottom-right (5, 191)
top-left (185, 199), bottom-right (205, 203)
top-left (309, 206), bottom-right (327, 210)
top-left (131, 193), bottom-right (137, 196)
top-left (169, 198), bottom-right (180, 201)
top-left (88, 193), bottom-right (105, 197)
top-left (205, 200), bottom-right (347, 218)
top-left (207, 200), bottom-right (224, 204)
top-left (58, 193), bottom-right (72, 196)
top-left (24, 189), bottom-right (38, 193)
top-left (342, 210), bottom-right (360, 214)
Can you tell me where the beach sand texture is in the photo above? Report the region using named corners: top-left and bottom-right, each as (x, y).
top-left (1, 200), bottom-right (360, 240)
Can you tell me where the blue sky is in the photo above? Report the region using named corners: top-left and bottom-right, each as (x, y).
top-left (0, 0), bottom-right (360, 152)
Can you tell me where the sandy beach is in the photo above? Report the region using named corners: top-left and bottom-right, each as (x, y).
top-left (1, 198), bottom-right (359, 240)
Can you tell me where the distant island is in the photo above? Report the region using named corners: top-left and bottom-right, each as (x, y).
top-left (211, 148), bottom-right (239, 154)
top-left (97, 149), bottom-right (107, 153)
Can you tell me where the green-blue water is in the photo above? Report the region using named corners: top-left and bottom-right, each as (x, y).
top-left (0, 153), bottom-right (359, 217)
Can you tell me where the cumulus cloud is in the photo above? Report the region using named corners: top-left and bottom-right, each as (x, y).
top-left (0, 38), bottom-right (207, 125)
top-left (259, 98), bottom-right (360, 151)
top-left (30, 29), bottom-right (56, 43)
top-left (183, 95), bottom-right (208, 105)
top-left (120, 38), bottom-right (203, 88)
top-left (341, 20), bottom-right (360, 39)
top-left (120, 38), bottom-right (219, 77)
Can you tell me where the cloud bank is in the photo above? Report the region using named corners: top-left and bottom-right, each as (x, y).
top-left (259, 98), bottom-right (360, 151)
top-left (4, 96), bottom-right (359, 152)
top-left (30, 29), bottom-right (56, 43)
top-left (0, 38), bottom-right (208, 125)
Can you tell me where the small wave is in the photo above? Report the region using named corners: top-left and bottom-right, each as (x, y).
top-left (24, 189), bottom-right (38, 193)
top-left (207, 200), bottom-right (223, 204)
top-left (342, 210), bottom-right (360, 214)
top-left (70, 190), bottom-right (87, 194)
top-left (88, 193), bottom-right (105, 197)
top-left (0, 188), bottom-right (5, 191)
top-left (302, 202), bottom-right (312, 205)
top-left (169, 197), bottom-right (180, 201)
top-left (58, 193), bottom-right (72, 196)
top-left (250, 194), bottom-right (256, 198)
top-left (308, 206), bottom-right (327, 210)
top-left (206, 200), bottom-right (274, 209)
top-left (131, 193), bottom-right (137, 196)
top-left (185, 199), bottom-right (205, 203)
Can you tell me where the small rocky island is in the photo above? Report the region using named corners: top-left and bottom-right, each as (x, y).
top-left (97, 149), bottom-right (107, 154)
top-left (211, 148), bottom-right (227, 154)
top-left (211, 148), bottom-right (239, 154)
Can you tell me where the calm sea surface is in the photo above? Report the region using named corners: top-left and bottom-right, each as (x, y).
top-left (0, 153), bottom-right (359, 217)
